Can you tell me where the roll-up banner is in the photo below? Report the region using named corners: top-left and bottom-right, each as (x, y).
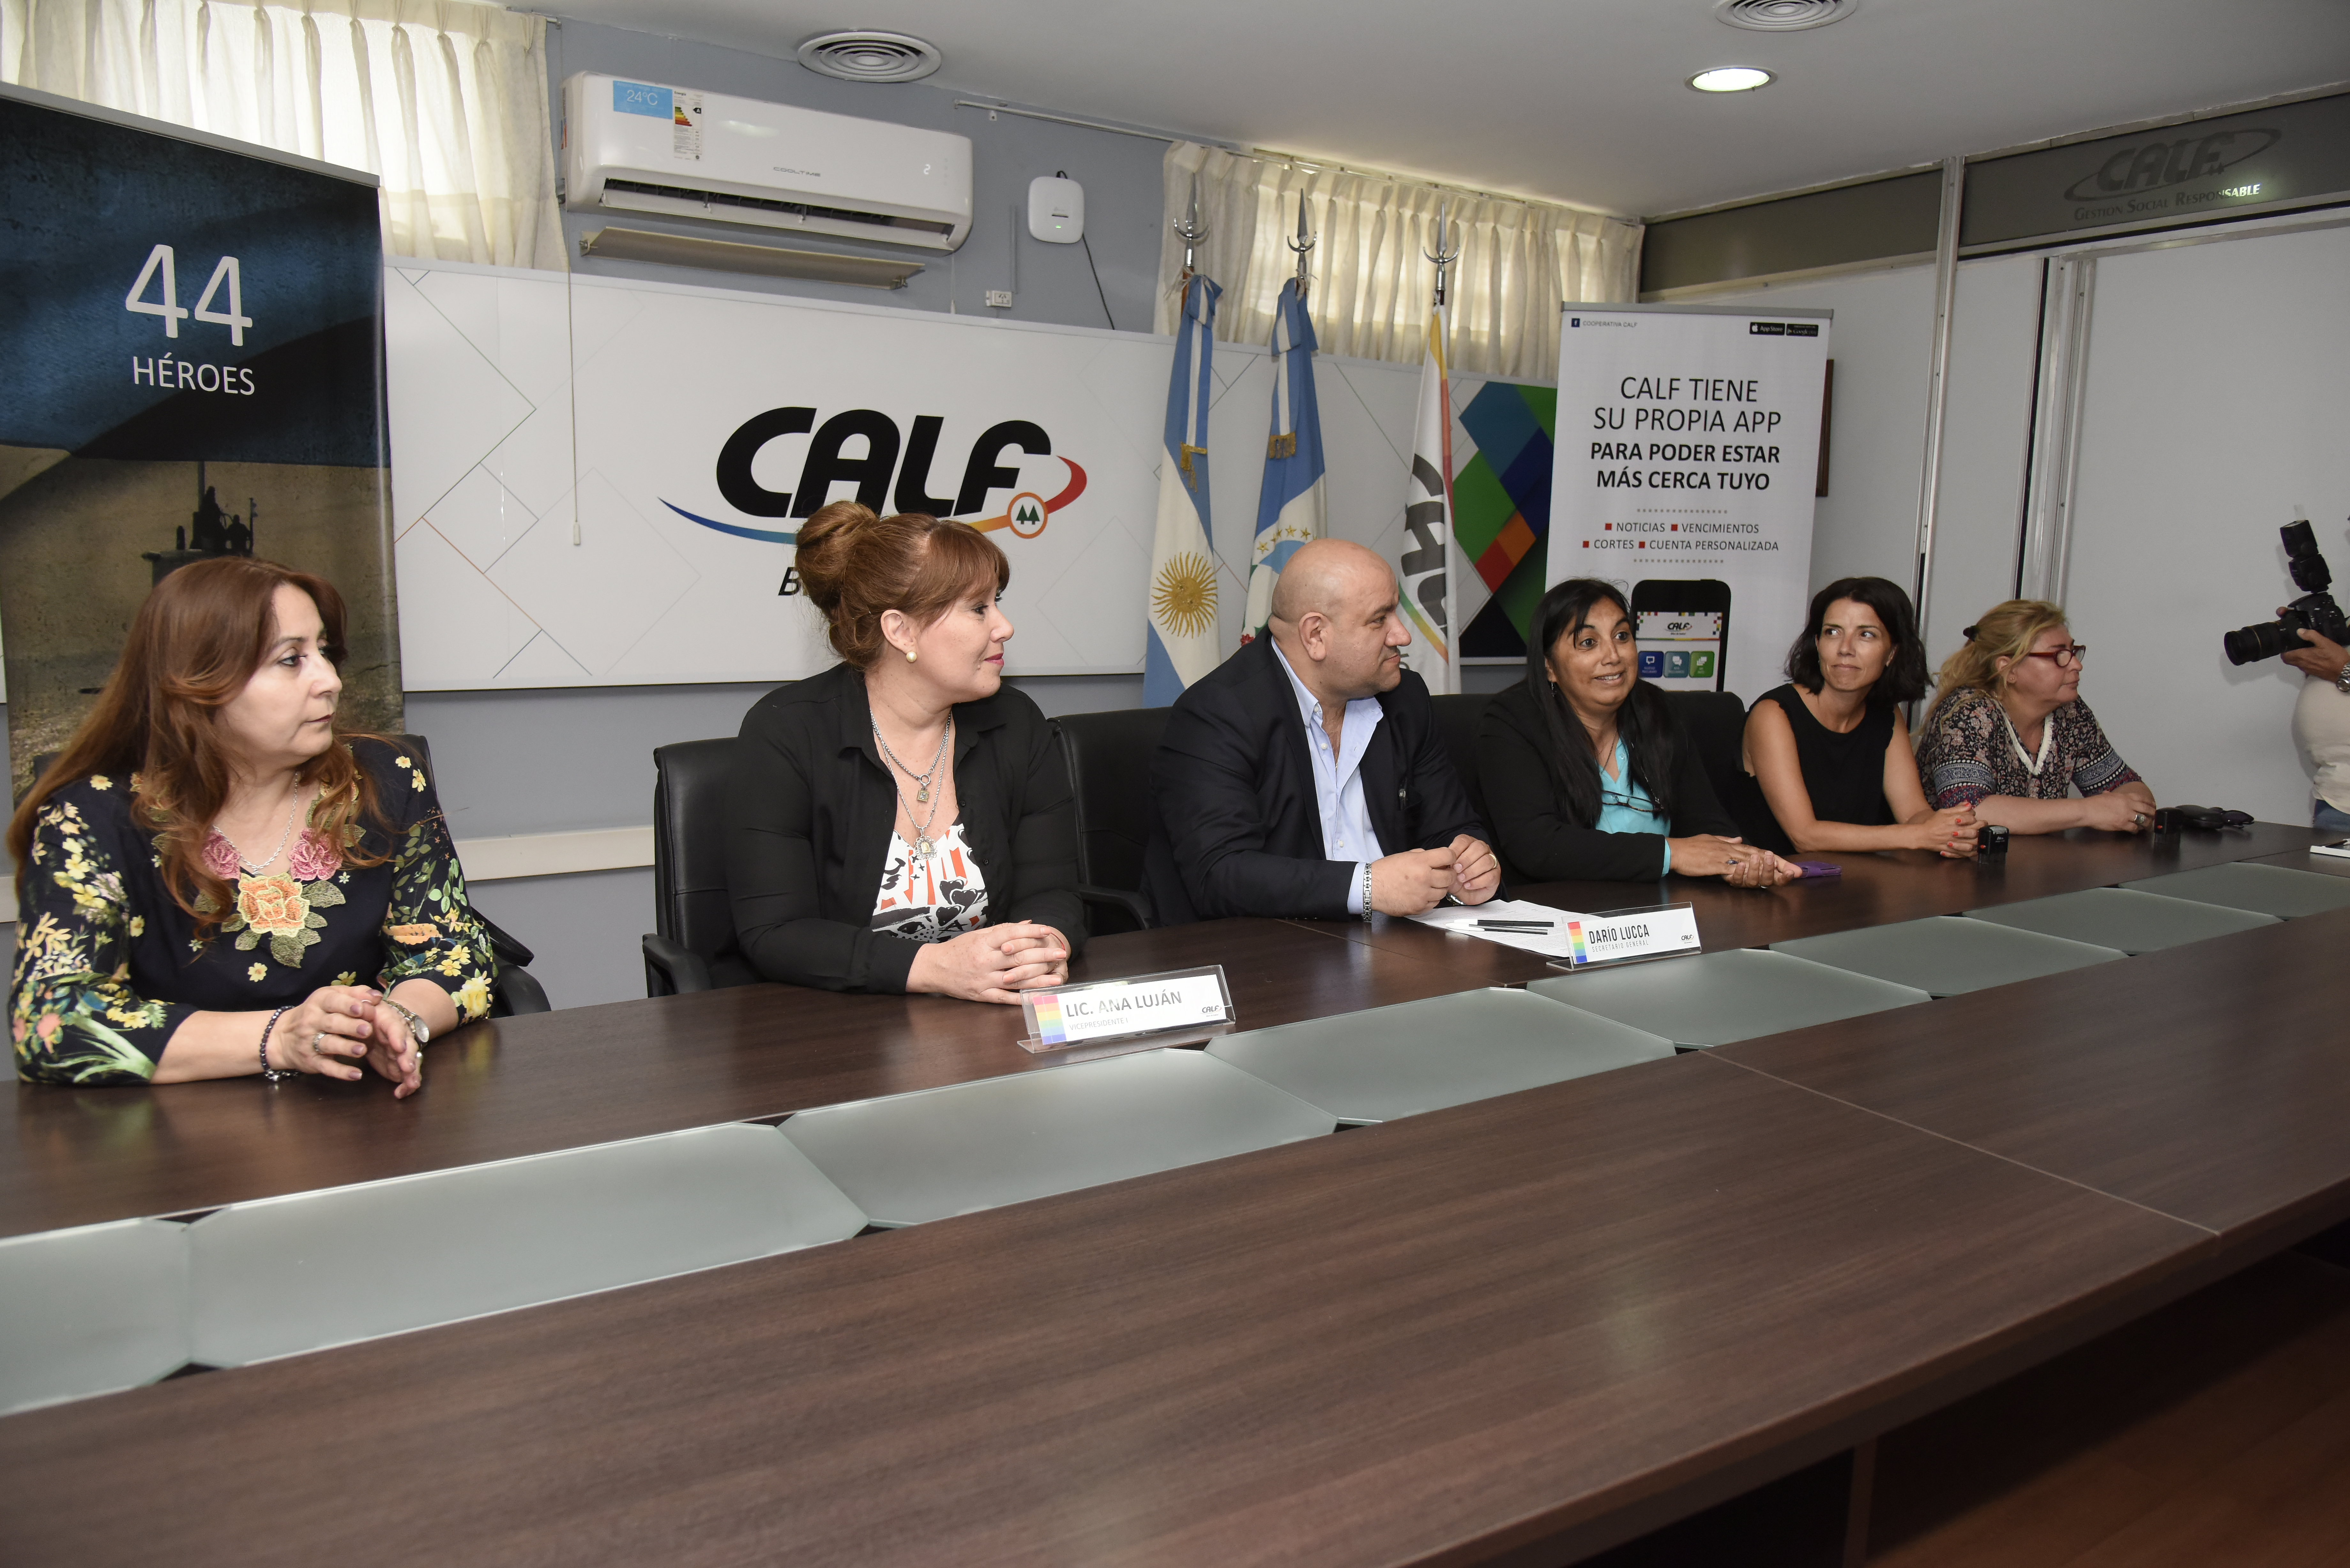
top-left (0, 85), bottom-right (398, 801)
top-left (1547, 304), bottom-right (1831, 704)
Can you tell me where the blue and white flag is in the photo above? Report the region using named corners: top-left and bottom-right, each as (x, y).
top-left (1145, 272), bottom-right (1223, 705)
top-left (1241, 278), bottom-right (1326, 644)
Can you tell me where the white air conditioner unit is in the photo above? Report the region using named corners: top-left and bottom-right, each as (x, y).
top-left (563, 72), bottom-right (972, 252)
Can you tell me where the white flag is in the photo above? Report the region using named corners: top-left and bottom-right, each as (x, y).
top-left (1398, 305), bottom-right (1462, 695)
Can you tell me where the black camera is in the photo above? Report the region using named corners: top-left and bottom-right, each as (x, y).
top-left (2223, 518), bottom-right (2348, 665)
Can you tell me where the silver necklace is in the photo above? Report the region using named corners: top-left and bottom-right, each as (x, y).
top-left (873, 717), bottom-right (952, 856)
top-left (215, 787), bottom-right (313, 876)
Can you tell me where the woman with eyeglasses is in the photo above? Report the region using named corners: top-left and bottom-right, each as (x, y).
top-left (1914, 599), bottom-right (2157, 833)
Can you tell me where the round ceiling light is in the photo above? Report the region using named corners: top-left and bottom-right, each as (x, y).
top-left (1688, 66), bottom-right (1776, 92)
top-left (1715, 0), bottom-right (1853, 31)
top-left (795, 31), bottom-right (942, 83)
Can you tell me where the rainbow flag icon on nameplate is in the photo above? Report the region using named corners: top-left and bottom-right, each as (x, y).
top-left (1564, 920), bottom-right (1591, 966)
top-left (1031, 992), bottom-right (1069, 1046)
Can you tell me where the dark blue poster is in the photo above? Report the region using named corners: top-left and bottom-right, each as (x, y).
top-left (0, 85), bottom-right (398, 798)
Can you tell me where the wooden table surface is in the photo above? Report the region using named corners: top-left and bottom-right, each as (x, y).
top-left (0, 916), bottom-right (1556, 1241)
top-left (3, 825), bottom-right (2343, 1567)
top-left (0, 1050), bottom-right (2218, 1568)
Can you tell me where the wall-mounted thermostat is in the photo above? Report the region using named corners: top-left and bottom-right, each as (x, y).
top-left (1027, 175), bottom-right (1084, 243)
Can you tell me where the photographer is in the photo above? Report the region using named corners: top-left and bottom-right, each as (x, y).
top-left (2284, 621), bottom-right (2350, 834)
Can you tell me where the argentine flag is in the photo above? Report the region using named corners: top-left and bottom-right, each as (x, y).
top-left (1145, 272), bottom-right (1223, 705)
top-left (1241, 279), bottom-right (1326, 644)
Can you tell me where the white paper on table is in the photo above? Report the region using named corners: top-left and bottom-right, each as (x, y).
top-left (1410, 899), bottom-right (1589, 959)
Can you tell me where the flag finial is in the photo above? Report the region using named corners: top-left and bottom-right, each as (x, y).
top-left (1287, 192), bottom-right (1316, 302)
top-left (1423, 199), bottom-right (1461, 310)
top-left (1173, 172), bottom-right (1210, 282)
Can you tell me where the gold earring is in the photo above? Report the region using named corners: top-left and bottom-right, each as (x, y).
top-left (906, 647), bottom-right (918, 663)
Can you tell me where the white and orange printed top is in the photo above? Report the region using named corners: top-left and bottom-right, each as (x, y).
top-left (869, 821), bottom-right (989, 944)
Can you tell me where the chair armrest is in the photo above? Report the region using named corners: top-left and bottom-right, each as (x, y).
top-left (474, 912), bottom-right (536, 970)
top-left (643, 932), bottom-right (716, 997)
top-left (1077, 884), bottom-right (1154, 934)
top-left (490, 964), bottom-right (551, 1017)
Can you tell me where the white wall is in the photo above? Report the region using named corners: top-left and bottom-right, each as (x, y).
top-left (2062, 221), bottom-right (2350, 825)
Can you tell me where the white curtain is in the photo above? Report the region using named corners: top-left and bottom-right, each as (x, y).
top-left (2, 0), bottom-right (565, 270)
top-left (1156, 142), bottom-right (1641, 380)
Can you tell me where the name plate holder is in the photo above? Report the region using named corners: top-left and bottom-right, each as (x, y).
top-left (1018, 965), bottom-right (1237, 1061)
top-left (1543, 902), bottom-right (1702, 973)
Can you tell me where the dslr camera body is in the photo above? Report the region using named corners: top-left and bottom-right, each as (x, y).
top-left (2224, 518), bottom-right (2348, 665)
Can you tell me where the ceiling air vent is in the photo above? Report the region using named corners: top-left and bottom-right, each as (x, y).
top-left (1714, 0), bottom-right (1854, 31)
top-left (796, 31), bottom-right (942, 83)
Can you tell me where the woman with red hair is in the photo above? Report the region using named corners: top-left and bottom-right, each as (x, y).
top-left (9, 558), bottom-right (494, 1092)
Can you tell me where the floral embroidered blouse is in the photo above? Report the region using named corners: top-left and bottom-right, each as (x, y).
top-left (9, 737), bottom-right (495, 1085)
top-left (1915, 688), bottom-right (2143, 810)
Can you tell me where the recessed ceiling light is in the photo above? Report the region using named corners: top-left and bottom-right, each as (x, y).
top-left (796, 31), bottom-right (942, 83)
top-left (1689, 66), bottom-right (1776, 92)
top-left (1715, 0), bottom-right (1853, 32)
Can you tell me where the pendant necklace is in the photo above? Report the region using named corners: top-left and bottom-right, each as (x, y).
top-left (214, 787), bottom-right (313, 877)
top-left (873, 717), bottom-right (952, 856)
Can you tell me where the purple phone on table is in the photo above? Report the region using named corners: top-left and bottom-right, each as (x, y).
top-left (1791, 861), bottom-right (1841, 878)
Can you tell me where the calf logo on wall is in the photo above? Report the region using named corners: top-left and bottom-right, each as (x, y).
top-left (659, 407), bottom-right (1088, 553)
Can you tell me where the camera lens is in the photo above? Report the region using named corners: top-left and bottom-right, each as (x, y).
top-left (2223, 620), bottom-right (2296, 665)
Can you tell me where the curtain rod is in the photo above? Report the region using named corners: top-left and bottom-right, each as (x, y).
top-left (952, 100), bottom-right (1231, 146)
top-left (1245, 148), bottom-right (1631, 222)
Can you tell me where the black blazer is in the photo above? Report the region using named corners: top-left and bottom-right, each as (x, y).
top-left (1146, 636), bottom-right (1487, 923)
top-left (1477, 678), bottom-right (1741, 883)
top-left (724, 664), bottom-right (1084, 992)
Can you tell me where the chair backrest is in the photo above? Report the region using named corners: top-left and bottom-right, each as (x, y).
top-left (1662, 690), bottom-right (1753, 818)
top-left (1052, 708), bottom-right (1171, 897)
top-left (652, 738), bottom-right (741, 960)
top-left (1426, 692), bottom-right (1495, 830)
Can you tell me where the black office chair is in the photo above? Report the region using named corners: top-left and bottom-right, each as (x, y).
top-left (641, 738), bottom-right (761, 995)
top-left (1660, 691), bottom-right (1770, 840)
top-left (1052, 708), bottom-right (1170, 934)
top-left (1427, 691), bottom-right (1496, 831)
top-left (28, 739), bottom-right (552, 1016)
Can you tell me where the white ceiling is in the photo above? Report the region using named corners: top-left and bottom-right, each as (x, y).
top-left (552, 0), bottom-right (2350, 216)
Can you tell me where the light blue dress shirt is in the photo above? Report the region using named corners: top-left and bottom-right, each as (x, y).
top-left (1596, 738), bottom-right (1672, 873)
top-left (1270, 640), bottom-right (1387, 913)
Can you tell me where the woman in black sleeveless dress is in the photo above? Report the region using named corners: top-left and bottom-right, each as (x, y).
top-left (1742, 577), bottom-right (1978, 858)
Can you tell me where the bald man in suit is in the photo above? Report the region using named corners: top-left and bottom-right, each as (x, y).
top-left (1145, 539), bottom-right (1501, 923)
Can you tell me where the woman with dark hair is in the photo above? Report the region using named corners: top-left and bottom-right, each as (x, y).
top-left (1742, 576), bottom-right (1978, 857)
top-left (9, 559), bottom-right (493, 1091)
top-left (1477, 578), bottom-right (1799, 885)
top-left (724, 501), bottom-right (1082, 1000)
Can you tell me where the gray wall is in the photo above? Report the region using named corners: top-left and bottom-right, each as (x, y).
top-left (547, 16), bottom-right (1172, 335)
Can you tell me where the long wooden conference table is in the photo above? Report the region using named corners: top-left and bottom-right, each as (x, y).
top-left (3, 823), bottom-right (2346, 1564)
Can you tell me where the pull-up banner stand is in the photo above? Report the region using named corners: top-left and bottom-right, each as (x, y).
top-left (1547, 304), bottom-right (1831, 705)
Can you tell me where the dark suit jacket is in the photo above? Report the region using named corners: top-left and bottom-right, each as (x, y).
top-left (725, 664), bottom-right (1084, 992)
top-left (1476, 677), bottom-right (1741, 883)
top-left (1146, 637), bottom-right (1487, 923)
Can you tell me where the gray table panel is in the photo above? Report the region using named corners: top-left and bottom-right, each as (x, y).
top-left (187, 1123), bottom-right (864, 1368)
top-left (1207, 987), bottom-right (1673, 1125)
top-left (1527, 948), bottom-right (1930, 1050)
top-left (2122, 862), bottom-right (2350, 920)
top-left (0, 1218), bottom-right (188, 1414)
top-left (1965, 886), bottom-right (2278, 954)
top-left (1771, 916), bottom-right (2124, 998)
top-left (779, 1048), bottom-right (1336, 1227)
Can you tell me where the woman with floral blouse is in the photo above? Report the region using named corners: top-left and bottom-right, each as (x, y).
top-left (1914, 598), bottom-right (2157, 834)
top-left (8, 558), bottom-right (494, 1093)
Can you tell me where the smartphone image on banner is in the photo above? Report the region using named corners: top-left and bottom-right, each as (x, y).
top-left (1630, 579), bottom-right (1732, 693)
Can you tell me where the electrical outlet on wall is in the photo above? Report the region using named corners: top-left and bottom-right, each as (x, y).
top-left (985, 290), bottom-right (1014, 308)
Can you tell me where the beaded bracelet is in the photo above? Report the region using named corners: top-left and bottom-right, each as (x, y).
top-left (257, 1006), bottom-right (297, 1083)
top-left (1361, 861), bottom-right (1375, 924)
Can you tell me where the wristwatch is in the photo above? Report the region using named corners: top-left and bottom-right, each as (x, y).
top-left (2336, 658), bottom-right (2350, 694)
top-left (381, 996), bottom-right (431, 1048)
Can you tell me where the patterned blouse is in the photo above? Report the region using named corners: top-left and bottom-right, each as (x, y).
top-left (869, 821), bottom-right (989, 944)
top-left (1915, 688), bottom-right (2142, 810)
top-left (10, 737), bottom-right (495, 1085)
